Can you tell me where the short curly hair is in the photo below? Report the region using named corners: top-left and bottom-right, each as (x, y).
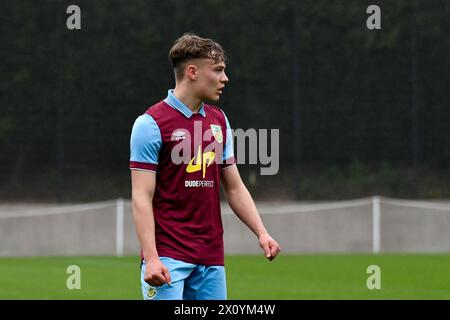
top-left (169, 33), bottom-right (226, 79)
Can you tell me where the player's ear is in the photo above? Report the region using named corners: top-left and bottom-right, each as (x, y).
top-left (186, 64), bottom-right (198, 81)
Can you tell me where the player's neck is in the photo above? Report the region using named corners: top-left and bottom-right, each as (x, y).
top-left (173, 87), bottom-right (203, 114)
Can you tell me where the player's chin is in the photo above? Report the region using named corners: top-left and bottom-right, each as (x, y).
top-left (203, 92), bottom-right (222, 103)
top-left (207, 94), bottom-right (221, 102)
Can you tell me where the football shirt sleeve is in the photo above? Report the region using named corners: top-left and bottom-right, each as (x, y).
top-left (129, 114), bottom-right (162, 172)
top-left (222, 112), bottom-right (236, 166)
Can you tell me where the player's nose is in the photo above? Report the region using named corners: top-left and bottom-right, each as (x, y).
top-left (221, 73), bottom-right (229, 83)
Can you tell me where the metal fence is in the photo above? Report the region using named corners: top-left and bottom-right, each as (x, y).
top-left (1, 196), bottom-right (450, 256)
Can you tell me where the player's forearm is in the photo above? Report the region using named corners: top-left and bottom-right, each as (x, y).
top-left (132, 194), bottom-right (159, 262)
top-left (225, 184), bottom-right (268, 238)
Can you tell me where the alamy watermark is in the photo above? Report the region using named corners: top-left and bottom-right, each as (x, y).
top-left (233, 128), bottom-right (279, 176)
top-left (366, 5), bottom-right (381, 30)
top-left (366, 265), bottom-right (381, 290)
top-left (66, 265), bottom-right (81, 290)
top-left (170, 121), bottom-right (279, 176)
top-left (66, 5), bottom-right (81, 30)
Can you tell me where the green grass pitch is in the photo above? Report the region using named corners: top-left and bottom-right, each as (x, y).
top-left (0, 254), bottom-right (450, 299)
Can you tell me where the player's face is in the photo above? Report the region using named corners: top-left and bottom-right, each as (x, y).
top-left (196, 59), bottom-right (229, 102)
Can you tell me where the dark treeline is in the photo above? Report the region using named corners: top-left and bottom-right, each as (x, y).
top-left (0, 0), bottom-right (449, 201)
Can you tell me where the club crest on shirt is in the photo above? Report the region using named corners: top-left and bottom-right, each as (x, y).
top-left (147, 286), bottom-right (157, 299)
top-left (210, 124), bottom-right (223, 144)
top-left (172, 130), bottom-right (186, 141)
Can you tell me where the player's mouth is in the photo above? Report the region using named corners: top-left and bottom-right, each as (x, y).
top-left (217, 87), bottom-right (225, 94)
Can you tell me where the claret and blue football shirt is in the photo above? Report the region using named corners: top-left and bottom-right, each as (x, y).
top-left (130, 89), bottom-right (235, 266)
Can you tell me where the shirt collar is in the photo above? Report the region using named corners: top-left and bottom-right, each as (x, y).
top-left (164, 89), bottom-right (206, 118)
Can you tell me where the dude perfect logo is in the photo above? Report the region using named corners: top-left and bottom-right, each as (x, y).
top-left (186, 145), bottom-right (215, 178)
top-left (171, 122), bottom-right (223, 188)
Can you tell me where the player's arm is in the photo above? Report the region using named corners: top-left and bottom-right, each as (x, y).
top-left (221, 165), bottom-right (281, 261)
top-left (131, 170), bottom-right (171, 286)
top-left (130, 114), bottom-right (170, 286)
top-left (131, 170), bottom-right (158, 261)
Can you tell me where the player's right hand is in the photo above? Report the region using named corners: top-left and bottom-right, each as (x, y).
top-left (144, 259), bottom-right (172, 287)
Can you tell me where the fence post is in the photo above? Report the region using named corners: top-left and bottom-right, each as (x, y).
top-left (116, 198), bottom-right (124, 257)
top-left (372, 196), bottom-right (381, 254)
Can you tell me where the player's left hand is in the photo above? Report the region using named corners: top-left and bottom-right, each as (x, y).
top-left (258, 233), bottom-right (281, 261)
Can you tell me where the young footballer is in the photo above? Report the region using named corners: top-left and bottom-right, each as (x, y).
top-left (130, 33), bottom-right (280, 300)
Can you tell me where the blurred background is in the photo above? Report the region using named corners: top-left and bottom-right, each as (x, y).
top-left (1, 0), bottom-right (449, 203)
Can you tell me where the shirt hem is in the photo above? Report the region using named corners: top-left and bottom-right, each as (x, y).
top-left (154, 251), bottom-right (224, 266)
